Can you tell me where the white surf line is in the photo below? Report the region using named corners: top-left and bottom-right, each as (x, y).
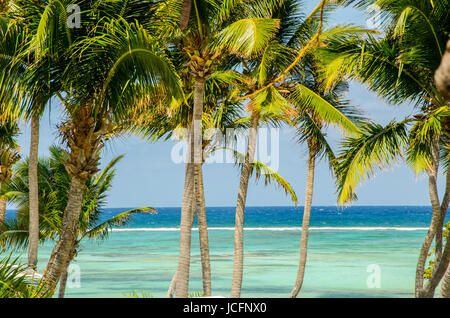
top-left (110, 226), bottom-right (429, 232)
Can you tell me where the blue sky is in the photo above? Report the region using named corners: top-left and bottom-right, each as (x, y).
top-left (9, 2), bottom-right (446, 208)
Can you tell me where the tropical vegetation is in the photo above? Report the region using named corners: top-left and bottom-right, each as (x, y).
top-left (0, 0), bottom-right (448, 299)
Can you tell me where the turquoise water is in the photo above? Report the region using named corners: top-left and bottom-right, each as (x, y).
top-left (5, 206), bottom-right (445, 298)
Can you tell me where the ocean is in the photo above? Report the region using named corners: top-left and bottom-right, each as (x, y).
top-left (4, 206), bottom-right (447, 298)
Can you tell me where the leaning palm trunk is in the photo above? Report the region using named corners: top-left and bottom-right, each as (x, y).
top-left (440, 265), bottom-right (450, 298)
top-left (290, 145), bottom-right (317, 298)
top-left (176, 79), bottom-right (205, 297)
top-left (231, 111), bottom-right (259, 298)
top-left (195, 163), bottom-right (212, 296)
top-left (415, 174), bottom-right (441, 294)
top-left (43, 177), bottom-right (86, 294)
top-left (28, 115), bottom-right (40, 269)
top-left (42, 106), bottom-right (103, 295)
top-left (167, 270), bottom-right (178, 298)
top-left (58, 248), bottom-right (77, 298)
top-left (421, 238), bottom-right (450, 297)
top-left (58, 263), bottom-right (69, 298)
top-left (416, 137), bottom-right (450, 297)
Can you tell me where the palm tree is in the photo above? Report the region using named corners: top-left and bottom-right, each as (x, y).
top-left (325, 0), bottom-right (450, 297)
top-left (435, 40), bottom-right (450, 101)
top-left (435, 39), bottom-right (450, 299)
top-left (223, 0), bottom-right (366, 297)
top-left (0, 1), bottom-right (58, 271)
top-left (131, 58), bottom-right (298, 296)
top-left (11, 0), bottom-right (183, 295)
top-left (149, 0), bottom-right (282, 297)
top-left (288, 66), bottom-right (364, 297)
top-left (0, 145), bottom-right (156, 298)
top-left (0, 121), bottom-right (20, 224)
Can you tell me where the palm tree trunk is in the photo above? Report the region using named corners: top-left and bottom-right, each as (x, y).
top-left (42, 176), bottom-right (86, 295)
top-left (231, 111), bottom-right (259, 298)
top-left (0, 192), bottom-right (6, 225)
top-left (28, 115), bottom-right (40, 270)
top-left (421, 237), bottom-right (450, 297)
top-left (167, 205), bottom-right (197, 298)
top-left (58, 263), bottom-right (69, 298)
top-left (195, 163), bottom-right (211, 296)
top-left (415, 136), bottom-right (441, 297)
top-left (436, 168), bottom-right (450, 265)
top-left (290, 147), bottom-right (317, 298)
top-left (176, 79), bottom-right (205, 297)
top-left (168, 161), bottom-right (197, 298)
top-left (167, 270), bottom-right (178, 298)
top-left (58, 246), bottom-right (77, 298)
top-left (440, 265), bottom-right (450, 298)
top-left (175, 153), bottom-right (195, 298)
top-left (179, 0), bottom-right (192, 31)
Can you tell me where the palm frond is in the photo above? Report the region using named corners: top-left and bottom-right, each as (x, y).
top-left (335, 120), bottom-right (410, 205)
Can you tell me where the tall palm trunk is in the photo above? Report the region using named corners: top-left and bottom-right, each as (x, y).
top-left (416, 136), bottom-right (444, 297)
top-left (176, 79), bottom-right (205, 297)
top-left (416, 138), bottom-right (450, 298)
top-left (58, 247), bottom-right (77, 298)
top-left (0, 189), bottom-right (6, 224)
top-left (167, 161), bottom-right (197, 298)
top-left (231, 111), bottom-right (259, 298)
top-left (28, 115), bottom-right (39, 270)
top-left (58, 264), bottom-right (69, 298)
top-left (421, 237), bottom-right (450, 297)
top-left (195, 163), bottom-right (211, 296)
top-left (290, 145), bottom-right (317, 298)
top-left (42, 176), bottom-right (86, 294)
top-left (179, 0), bottom-right (192, 31)
top-left (440, 265), bottom-right (450, 298)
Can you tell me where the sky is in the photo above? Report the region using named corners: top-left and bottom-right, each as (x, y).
top-left (8, 1), bottom-right (446, 208)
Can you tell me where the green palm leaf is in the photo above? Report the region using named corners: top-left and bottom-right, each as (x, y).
top-left (289, 83), bottom-right (361, 135)
top-left (224, 148), bottom-right (298, 206)
top-left (213, 18), bottom-right (280, 57)
top-left (335, 120), bottom-right (410, 204)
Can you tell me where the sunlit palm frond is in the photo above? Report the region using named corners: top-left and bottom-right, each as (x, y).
top-left (82, 207), bottom-right (157, 241)
top-left (335, 120), bottom-right (409, 204)
top-left (213, 18), bottom-right (280, 57)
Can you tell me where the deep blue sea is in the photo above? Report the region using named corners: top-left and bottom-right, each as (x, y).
top-left (5, 206), bottom-right (447, 298)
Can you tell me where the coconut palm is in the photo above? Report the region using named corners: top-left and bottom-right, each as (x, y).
top-left (131, 60), bottom-right (298, 296)
top-left (220, 0), bottom-right (366, 297)
top-left (435, 39), bottom-right (450, 298)
top-left (0, 2), bottom-right (59, 271)
top-left (435, 40), bottom-right (450, 101)
top-left (0, 121), bottom-right (20, 224)
top-left (0, 145), bottom-right (156, 298)
top-left (148, 0), bottom-right (283, 297)
top-left (324, 0), bottom-right (450, 298)
top-left (11, 0), bottom-right (182, 295)
top-left (288, 66), bottom-right (364, 297)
